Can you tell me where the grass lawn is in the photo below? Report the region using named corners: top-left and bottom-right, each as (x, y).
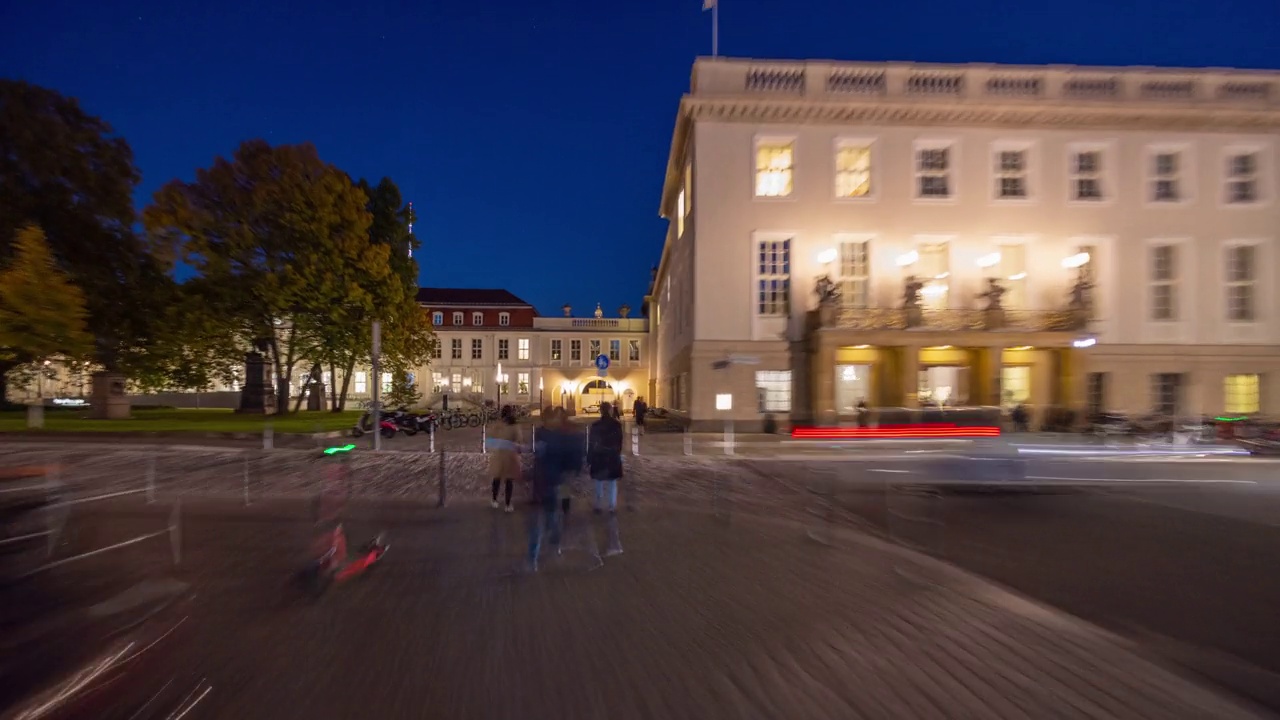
top-left (0, 408), bottom-right (362, 434)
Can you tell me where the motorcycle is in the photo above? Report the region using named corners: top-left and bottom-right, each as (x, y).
top-left (390, 407), bottom-right (420, 436)
top-left (414, 411), bottom-right (439, 434)
top-left (351, 409), bottom-right (399, 439)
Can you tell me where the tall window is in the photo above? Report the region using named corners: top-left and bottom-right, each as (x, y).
top-left (570, 339), bottom-right (582, 363)
top-left (1087, 373), bottom-right (1107, 416)
top-left (1151, 151), bottom-right (1182, 202)
top-left (676, 188), bottom-right (686, 237)
top-left (1150, 245), bottom-right (1177, 321)
top-left (354, 371), bottom-right (367, 394)
top-left (450, 338), bottom-right (462, 360)
top-left (609, 339), bottom-right (621, 361)
top-left (835, 143), bottom-right (872, 198)
top-left (517, 338), bottom-right (530, 360)
top-left (431, 372), bottom-right (444, 393)
top-left (431, 342), bottom-right (442, 359)
top-left (918, 242), bottom-right (950, 310)
top-left (517, 372), bottom-right (530, 395)
top-left (755, 141), bottom-right (794, 197)
top-left (431, 311), bottom-right (443, 325)
top-left (498, 339), bottom-right (509, 360)
top-left (472, 312), bottom-right (483, 326)
top-left (998, 243), bottom-right (1027, 309)
top-left (684, 163), bottom-right (693, 215)
top-left (756, 238), bottom-right (791, 316)
top-left (915, 144), bottom-right (952, 199)
top-left (451, 373), bottom-right (462, 389)
top-left (837, 240), bottom-right (870, 308)
top-left (381, 373), bottom-right (392, 393)
top-left (1070, 148), bottom-right (1105, 201)
top-left (1224, 374), bottom-right (1260, 414)
top-left (755, 370), bottom-right (792, 412)
top-left (550, 339), bottom-right (562, 363)
top-left (1152, 373), bottom-right (1182, 416)
top-left (498, 312), bottom-right (510, 327)
top-left (589, 339), bottom-right (601, 359)
top-left (994, 147), bottom-right (1028, 200)
top-left (1225, 152), bottom-right (1259, 204)
top-left (1076, 243), bottom-right (1098, 319)
top-left (452, 312), bottom-right (463, 325)
top-left (1226, 244), bottom-right (1255, 322)
top-left (628, 339), bottom-right (641, 362)
top-left (471, 338), bottom-right (483, 360)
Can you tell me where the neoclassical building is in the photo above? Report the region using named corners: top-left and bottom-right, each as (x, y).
top-left (647, 57), bottom-right (1280, 429)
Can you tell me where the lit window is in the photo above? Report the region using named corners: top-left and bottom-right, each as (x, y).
top-left (835, 143), bottom-right (872, 198)
top-left (1226, 244), bottom-right (1255, 322)
top-left (917, 242), bottom-right (950, 310)
top-left (517, 338), bottom-right (529, 360)
top-left (517, 372), bottom-right (530, 395)
top-left (451, 373), bottom-right (462, 390)
top-left (452, 312), bottom-right (463, 325)
top-left (450, 338), bottom-right (462, 360)
top-left (755, 370), bottom-right (792, 412)
top-left (431, 342), bottom-right (442, 359)
top-left (431, 311), bottom-right (443, 325)
top-left (570, 340), bottom-right (582, 363)
top-left (1152, 373), bottom-right (1182, 416)
top-left (1151, 151), bottom-right (1182, 202)
top-left (1070, 147), bottom-right (1105, 201)
top-left (354, 371), bottom-right (367, 394)
top-left (1224, 374), bottom-right (1260, 414)
top-left (837, 239), bottom-right (870, 308)
top-left (683, 162), bottom-right (693, 215)
top-left (756, 238), bottom-right (791, 316)
top-left (628, 339), bottom-right (640, 362)
top-left (755, 141), bottom-right (794, 197)
top-left (676, 189), bottom-right (685, 237)
top-left (471, 338), bottom-right (483, 360)
top-left (1000, 367), bottom-right (1031, 407)
top-left (1074, 243), bottom-right (1099, 319)
top-left (1226, 152), bottom-right (1259, 204)
top-left (550, 339), bottom-right (562, 362)
top-left (431, 372), bottom-right (444, 393)
top-left (381, 373), bottom-right (392, 393)
top-left (589, 339), bottom-right (601, 359)
top-left (998, 243), bottom-right (1027, 309)
top-left (1150, 245), bottom-right (1177, 321)
top-left (498, 339), bottom-right (509, 360)
top-left (993, 147), bottom-right (1028, 200)
top-left (498, 312), bottom-right (510, 327)
top-left (915, 144), bottom-right (952, 199)
top-left (609, 339), bottom-right (621, 361)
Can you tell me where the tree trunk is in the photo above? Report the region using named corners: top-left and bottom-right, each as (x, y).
top-left (0, 360), bottom-right (20, 410)
top-left (292, 363), bottom-right (318, 413)
top-left (335, 357), bottom-right (356, 412)
top-left (328, 362), bottom-right (339, 412)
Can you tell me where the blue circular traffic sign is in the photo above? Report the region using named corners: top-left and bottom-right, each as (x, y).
top-left (594, 354), bottom-right (610, 370)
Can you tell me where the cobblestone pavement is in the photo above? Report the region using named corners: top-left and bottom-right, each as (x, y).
top-left (50, 499), bottom-right (1265, 720)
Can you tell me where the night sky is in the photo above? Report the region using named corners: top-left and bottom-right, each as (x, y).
top-left (3, 0), bottom-right (1278, 317)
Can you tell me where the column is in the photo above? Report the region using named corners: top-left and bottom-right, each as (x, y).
top-left (988, 346), bottom-right (1004, 407)
top-left (901, 345), bottom-right (920, 409)
top-left (812, 334), bottom-right (837, 423)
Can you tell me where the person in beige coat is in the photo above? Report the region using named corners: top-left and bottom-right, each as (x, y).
top-left (488, 405), bottom-right (523, 512)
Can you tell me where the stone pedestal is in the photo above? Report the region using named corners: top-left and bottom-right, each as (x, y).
top-left (904, 306), bottom-right (923, 329)
top-left (307, 382), bottom-right (325, 411)
top-left (26, 404), bottom-right (44, 428)
top-left (237, 352), bottom-right (277, 414)
top-left (90, 372), bottom-right (131, 420)
top-left (983, 308), bottom-right (1006, 330)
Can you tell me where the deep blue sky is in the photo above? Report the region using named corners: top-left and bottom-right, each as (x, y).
top-left (3, 0), bottom-right (1278, 316)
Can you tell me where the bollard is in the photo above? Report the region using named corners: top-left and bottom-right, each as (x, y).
top-left (482, 425), bottom-right (487, 454)
top-left (531, 424), bottom-right (536, 446)
top-left (169, 499), bottom-right (183, 565)
top-left (437, 448), bottom-right (447, 507)
top-left (683, 427), bottom-right (693, 456)
top-left (631, 426), bottom-right (640, 456)
top-left (429, 423), bottom-right (435, 453)
top-left (263, 424), bottom-right (274, 451)
top-left (145, 456), bottom-right (156, 504)
top-left (242, 456), bottom-right (251, 506)
top-left (723, 420), bottom-right (735, 456)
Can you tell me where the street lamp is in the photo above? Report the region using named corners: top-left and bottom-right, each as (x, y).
top-left (539, 376), bottom-right (544, 410)
top-left (496, 362), bottom-right (503, 410)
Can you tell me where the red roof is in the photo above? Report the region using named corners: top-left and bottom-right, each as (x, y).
top-left (415, 288), bottom-right (534, 308)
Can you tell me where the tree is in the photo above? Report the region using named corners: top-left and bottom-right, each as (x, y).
top-left (132, 279), bottom-right (244, 395)
top-left (143, 140), bottom-right (374, 412)
top-left (0, 225), bottom-right (94, 398)
top-left (383, 370), bottom-right (422, 410)
top-left (0, 81), bottom-right (171, 400)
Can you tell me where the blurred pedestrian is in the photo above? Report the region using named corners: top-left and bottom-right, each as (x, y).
top-left (526, 407), bottom-right (584, 572)
top-left (589, 402), bottom-right (624, 516)
top-left (634, 396), bottom-right (648, 435)
top-left (488, 405), bottom-right (521, 512)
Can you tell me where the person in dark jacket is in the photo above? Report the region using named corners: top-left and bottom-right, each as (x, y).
top-left (588, 402), bottom-right (625, 514)
top-left (526, 407), bottom-right (584, 571)
top-left (634, 397), bottom-right (648, 435)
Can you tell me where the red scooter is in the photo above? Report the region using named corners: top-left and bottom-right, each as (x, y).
top-left (299, 444), bottom-right (388, 597)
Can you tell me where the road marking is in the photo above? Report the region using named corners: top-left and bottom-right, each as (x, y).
top-left (1026, 476), bottom-right (1257, 485)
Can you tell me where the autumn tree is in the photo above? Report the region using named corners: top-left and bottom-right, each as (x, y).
top-left (144, 140), bottom-right (373, 412)
top-left (131, 278), bottom-right (244, 395)
top-left (0, 81), bottom-right (171, 401)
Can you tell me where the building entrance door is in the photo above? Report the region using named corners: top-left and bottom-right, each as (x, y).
top-left (835, 364), bottom-right (872, 415)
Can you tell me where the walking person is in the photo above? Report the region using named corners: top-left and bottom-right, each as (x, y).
top-left (488, 405), bottom-right (522, 512)
top-left (634, 396), bottom-right (648, 435)
top-left (525, 407), bottom-right (584, 572)
top-left (589, 402), bottom-right (624, 515)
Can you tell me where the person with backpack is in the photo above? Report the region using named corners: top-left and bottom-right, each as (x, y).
top-left (588, 401), bottom-right (625, 515)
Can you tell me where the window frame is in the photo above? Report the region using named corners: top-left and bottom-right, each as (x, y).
top-left (498, 312), bottom-right (510, 326)
top-left (912, 139), bottom-right (959, 204)
top-left (991, 235), bottom-right (1032, 310)
top-left (628, 339), bottom-right (641, 363)
top-left (550, 338), bottom-right (562, 364)
top-left (832, 233), bottom-right (873, 309)
top-left (471, 311), bottom-right (483, 326)
top-left (452, 311), bottom-right (464, 326)
top-left (431, 311), bottom-right (443, 325)
top-left (910, 235), bottom-right (953, 311)
top-left (1144, 143), bottom-right (1195, 207)
top-left (1151, 373), bottom-right (1183, 416)
top-left (832, 136), bottom-right (877, 202)
top-left (497, 338), bottom-right (509, 361)
top-left (990, 140), bottom-right (1036, 205)
top-left (753, 232), bottom-right (792, 318)
top-left (608, 339), bottom-right (621, 362)
top-left (1066, 141), bottom-right (1116, 206)
top-left (470, 337), bottom-right (483, 360)
top-left (517, 372), bottom-right (530, 396)
top-left (1147, 241), bottom-right (1183, 322)
top-left (354, 371), bottom-right (367, 395)
top-left (1224, 240), bottom-right (1258, 323)
top-left (450, 338), bottom-right (462, 360)
top-left (1224, 373), bottom-right (1261, 415)
top-left (570, 339), bottom-right (582, 364)
top-left (1220, 144), bottom-right (1269, 208)
top-left (755, 370), bottom-right (793, 413)
top-left (517, 337), bottom-right (530, 361)
top-left (752, 135), bottom-right (797, 200)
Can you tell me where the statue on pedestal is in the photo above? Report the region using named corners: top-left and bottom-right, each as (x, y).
top-left (902, 276), bottom-right (924, 328)
top-left (1067, 276), bottom-right (1094, 330)
top-left (813, 274), bottom-right (841, 327)
top-left (978, 278), bottom-right (1007, 329)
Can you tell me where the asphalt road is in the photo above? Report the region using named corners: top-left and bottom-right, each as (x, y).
top-left (819, 455), bottom-right (1280, 709)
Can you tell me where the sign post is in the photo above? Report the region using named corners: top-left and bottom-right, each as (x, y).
top-left (595, 353), bottom-right (610, 377)
top-left (372, 320), bottom-right (382, 452)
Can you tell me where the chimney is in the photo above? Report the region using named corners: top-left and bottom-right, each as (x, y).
top-left (619, 304), bottom-right (631, 318)
top-left (562, 303), bottom-right (572, 317)
top-left (594, 303), bottom-right (604, 319)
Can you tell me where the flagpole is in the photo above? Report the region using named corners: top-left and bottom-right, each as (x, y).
top-left (712, 1), bottom-right (719, 58)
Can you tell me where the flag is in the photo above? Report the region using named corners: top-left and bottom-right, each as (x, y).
top-left (704, 0), bottom-right (716, 9)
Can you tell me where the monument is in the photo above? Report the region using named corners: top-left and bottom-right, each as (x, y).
top-left (978, 278), bottom-right (1007, 329)
top-left (902, 276), bottom-right (924, 328)
top-left (238, 350), bottom-right (277, 414)
top-left (89, 371), bottom-right (130, 420)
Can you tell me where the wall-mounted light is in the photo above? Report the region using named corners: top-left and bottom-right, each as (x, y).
top-left (896, 250), bottom-right (919, 267)
top-left (816, 248), bottom-right (837, 265)
top-left (1073, 337), bottom-right (1097, 349)
top-left (934, 272), bottom-right (949, 280)
top-left (976, 252), bottom-right (1001, 269)
top-left (1007, 272), bottom-right (1027, 281)
top-left (1062, 252), bottom-right (1091, 269)
top-left (715, 393), bottom-right (733, 411)
top-left (921, 284), bottom-right (947, 297)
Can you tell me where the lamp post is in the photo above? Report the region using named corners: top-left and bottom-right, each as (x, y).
top-left (496, 362), bottom-right (503, 410)
top-left (539, 376), bottom-right (544, 410)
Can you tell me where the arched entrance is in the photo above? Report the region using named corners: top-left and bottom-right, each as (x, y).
top-left (580, 379), bottom-right (615, 414)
